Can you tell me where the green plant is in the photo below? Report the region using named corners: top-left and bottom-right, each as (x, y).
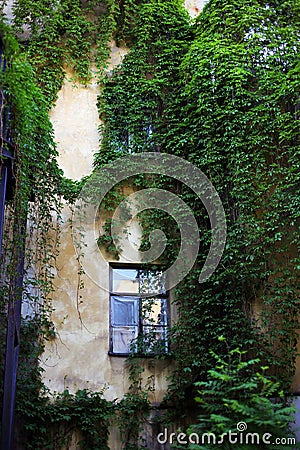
top-left (5, 0), bottom-right (117, 103)
top-left (116, 356), bottom-right (153, 450)
top-left (17, 387), bottom-right (114, 450)
top-left (182, 338), bottom-right (299, 450)
top-left (165, 0), bottom-right (300, 404)
top-left (1, 0), bottom-right (299, 447)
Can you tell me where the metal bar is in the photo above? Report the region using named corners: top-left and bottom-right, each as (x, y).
top-left (2, 146), bottom-right (14, 159)
top-left (1, 217), bottom-right (26, 450)
top-left (0, 165), bottom-right (8, 257)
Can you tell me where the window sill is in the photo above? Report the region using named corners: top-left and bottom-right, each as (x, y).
top-left (108, 352), bottom-right (129, 357)
top-left (108, 351), bottom-right (170, 358)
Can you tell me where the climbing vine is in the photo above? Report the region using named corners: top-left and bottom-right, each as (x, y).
top-left (94, 0), bottom-right (300, 429)
top-left (0, 16), bottom-right (61, 445)
top-left (2, 0), bottom-right (117, 103)
top-left (0, 0), bottom-right (299, 448)
top-left (169, 0), bottom-right (300, 394)
top-left (17, 387), bottom-right (114, 449)
top-left (0, 19), bottom-right (63, 339)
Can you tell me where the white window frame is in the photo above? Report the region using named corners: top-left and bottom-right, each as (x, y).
top-left (109, 265), bottom-right (169, 356)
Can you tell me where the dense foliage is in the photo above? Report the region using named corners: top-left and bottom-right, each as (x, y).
top-left (182, 340), bottom-right (298, 450)
top-left (96, 0), bottom-right (300, 400)
top-left (169, 0), bottom-right (300, 396)
top-left (0, 21), bottom-right (61, 351)
top-left (6, 0), bottom-right (117, 103)
top-left (0, 0), bottom-right (299, 448)
top-left (0, 17), bottom-right (62, 446)
top-left (18, 388), bottom-right (114, 449)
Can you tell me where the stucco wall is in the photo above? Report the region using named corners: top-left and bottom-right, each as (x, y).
top-left (37, 0), bottom-right (300, 447)
top-left (184, 0), bottom-right (208, 17)
top-left (42, 197), bottom-right (174, 403)
top-left (50, 69), bottom-right (100, 180)
top-left (42, 1), bottom-right (206, 401)
top-left (51, 39), bottom-right (128, 180)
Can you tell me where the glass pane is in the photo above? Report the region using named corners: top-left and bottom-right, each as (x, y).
top-left (112, 268), bottom-right (139, 293)
top-left (142, 326), bottom-right (168, 354)
top-left (112, 326), bottom-right (137, 354)
top-left (111, 296), bottom-right (138, 326)
top-left (139, 270), bottom-right (166, 294)
top-left (141, 298), bottom-right (167, 326)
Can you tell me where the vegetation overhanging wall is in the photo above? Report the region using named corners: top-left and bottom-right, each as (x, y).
top-left (0, 0), bottom-right (299, 448)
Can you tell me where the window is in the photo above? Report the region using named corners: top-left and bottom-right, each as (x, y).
top-left (109, 266), bottom-right (169, 355)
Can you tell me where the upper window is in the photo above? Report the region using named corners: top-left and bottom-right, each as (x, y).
top-left (109, 266), bottom-right (169, 355)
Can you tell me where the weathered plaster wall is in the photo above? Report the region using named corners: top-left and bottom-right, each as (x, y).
top-left (35, 0), bottom-right (300, 445)
top-left (43, 1), bottom-right (206, 403)
top-left (42, 200), bottom-right (174, 403)
top-left (184, 0), bottom-right (208, 18)
top-left (50, 69), bottom-right (100, 180)
top-left (51, 40), bottom-right (128, 180)
top-left (43, 192), bottom-right (177, 400)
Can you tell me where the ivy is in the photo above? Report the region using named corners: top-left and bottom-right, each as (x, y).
top-left (183, 339), bottom-right (298, 450)
top-left (95, 0), bottom-right (300, 421)
top-left (95, 0), bottom-right (191, 165)
top-left (0, 18), bottom-right (63, 446)
top-left (169, 0), bottom-right (300, 393)
top-left (17, 386), bottom-right (114, 450)
top-left (0, 0), bottom-right (299, 448)
top-left (1, 0), bottom-right (117, 103)
top-left (0, 20), bottom-right (62, 322)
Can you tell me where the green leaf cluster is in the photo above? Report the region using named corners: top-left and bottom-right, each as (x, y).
top-left (95, 0), bottom-right (300, 416)
top-left (17, 387), bottom-right (114, 449)
top-left (1, 0), bottom-right (299, 447)
top-left (181, 341), bottom-right (299, 450)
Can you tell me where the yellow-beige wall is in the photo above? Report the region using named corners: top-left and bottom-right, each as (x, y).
top-left (42, 1), bottom-right (207, 403)
top-left (27, 0), bottom-right (300, 446)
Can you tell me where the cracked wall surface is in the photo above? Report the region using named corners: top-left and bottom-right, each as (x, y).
top-left (43, 2), bottom-right (205, 405)
top-left (4, 0), bottom-right (300, 446)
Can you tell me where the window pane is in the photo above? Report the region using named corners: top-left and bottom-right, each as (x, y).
top-left (142, 326), bottom-right (168, 354)
top-left (112, 268), bottom-right (139, 293)
top-left (112, 326), bottom-right (137, 354)
top-left (111, 296), bottom-right (138, 326)
top-left (139, 270), bottom-right (166, 294)
top-left (110, 265), bottom-right (169, 355)
top-left (141, 298), bottom-right (167, 326)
